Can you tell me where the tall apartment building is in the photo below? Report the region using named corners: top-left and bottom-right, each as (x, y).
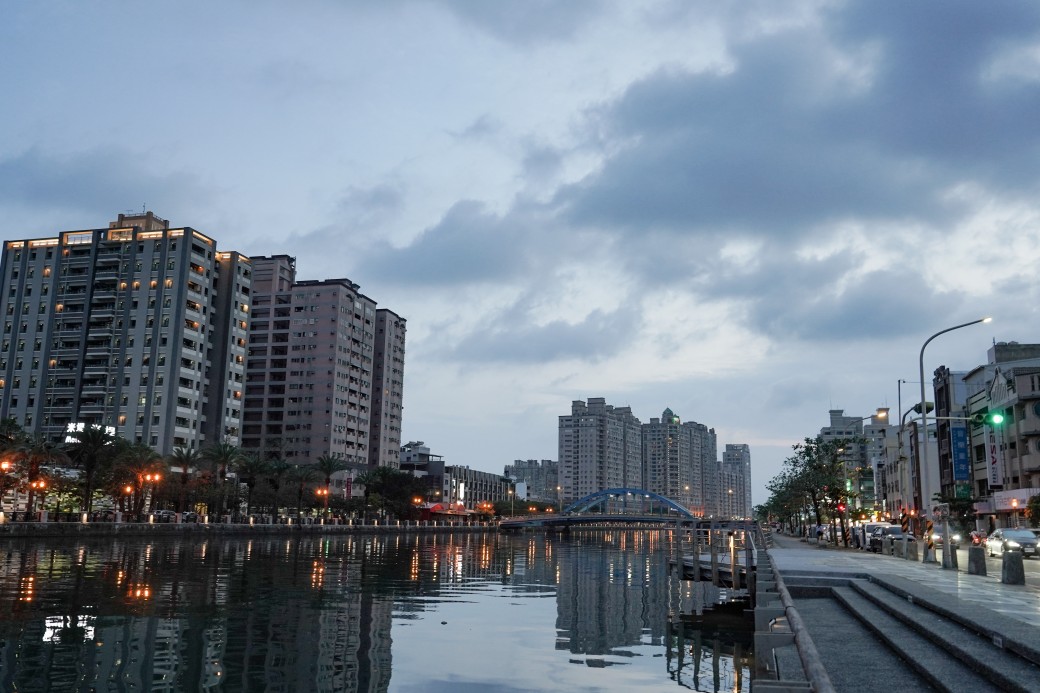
top-left (558, 398), bottom-right (642, 504)
top-left (0, 212), bottom-right (249, 452)
top-left (241, 255), bottom-right (405, 467)
top-left (370, 309), bottom-right (406, 467)
top-left (720, 444), bottom-right (752, 519)
top-left (504, 459), bottom-right (559, 502)
top-left (642, 408), bottom-right (698, 510)
top-left (685, 420), bottom-right (717, 516)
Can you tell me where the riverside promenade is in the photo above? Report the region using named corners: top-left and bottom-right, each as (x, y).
top-left (761, 532), bottom-right (1040, 692)
top-left (771, 532), bottom-right (1040, 627)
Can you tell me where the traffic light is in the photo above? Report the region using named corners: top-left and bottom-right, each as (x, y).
top-left (971, 411), bottom-right (1005, 426)
top-left (837, 503), bottom-right (846, 513)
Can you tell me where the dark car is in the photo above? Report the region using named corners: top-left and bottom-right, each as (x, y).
top-left (986, 528), bottom-right (1038, 558)
top-left (931, 530), bottom-right (962, 548)
top-left (869, 526), bottom-right (916, 553)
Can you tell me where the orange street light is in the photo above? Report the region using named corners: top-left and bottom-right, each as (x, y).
top-left (316, 487), bottom-right (330, 515)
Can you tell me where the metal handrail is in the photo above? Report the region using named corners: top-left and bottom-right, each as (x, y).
top-left (770, 560), bottom-right (835, 693)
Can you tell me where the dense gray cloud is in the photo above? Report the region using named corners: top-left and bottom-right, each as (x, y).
top-left (434, 0), bottom-right (606, 44)
top-left (746, 265), bottom-right (967, 341)
top-left (557, 2), bottom-right (1040, 239)
top-left (450, 303), bottom-right (640, 363)
top-left (355, 200), bottom-right (557, 286)
top-left (0, 148), bottom-right (214, 222)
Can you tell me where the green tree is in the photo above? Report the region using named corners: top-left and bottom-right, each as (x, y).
top-left (765, 436), bottom-right (854, 545)
top-left (65, 425), bottom-right (119, 514)
top-left (355, 466), bottom-right (427, 520)
top-left (202, 441), bottom-right (244, 515)
top-left (234, 453), bottom-right (271, 516)
top-left (286, 464), bottom-right (319, 516)
top-left (10, 435), bottom-right (67, 513)
top-left (1027, 494), bottom-right (1040, 529)
top-left (264, 459), bottom-right (292, 514)
top-left (313, 454), bottom-right (349, 516)
top-left (113, 443), bottom-right (166, 515)
top-left (167, 447), bottom-right (202, 513)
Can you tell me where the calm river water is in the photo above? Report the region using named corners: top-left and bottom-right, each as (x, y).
top-left (0, 530), bottom-right (752, 692)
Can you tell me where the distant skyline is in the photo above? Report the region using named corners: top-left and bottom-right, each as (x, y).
top-left (4, 2), bottom-right (1040, 504)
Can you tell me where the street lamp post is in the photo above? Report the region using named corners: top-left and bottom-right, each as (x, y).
top-left (508, 488), bottom-right (514, 516)
top-left (29, 479), bottom-right (46, 516)
top-left (0, 460), bottom-right (8, 522)
top-left (556, 485), bottom-right (562, 513)
top-left (919, 317), bottom-right (991, 566)
top-left (144, 472), bottom-right (162, 513)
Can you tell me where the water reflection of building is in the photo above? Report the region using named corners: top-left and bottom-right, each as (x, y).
top-left (554, 532), bottom-right (672, 655)
top-left (0, 538), bottom-right (399, 692)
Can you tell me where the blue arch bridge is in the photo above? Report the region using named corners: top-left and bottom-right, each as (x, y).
top-left (499, 487), bottom-right (729, 533)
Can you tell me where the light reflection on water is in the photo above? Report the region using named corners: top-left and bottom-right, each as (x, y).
top-left (0, 530), bottom-right (751, 692)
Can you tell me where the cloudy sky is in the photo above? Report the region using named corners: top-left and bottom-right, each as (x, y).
top-left (4, 1), bottom-right (1040, 504)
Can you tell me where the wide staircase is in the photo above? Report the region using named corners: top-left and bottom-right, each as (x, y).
top-left (754, 550), bottom-right (1040, 692)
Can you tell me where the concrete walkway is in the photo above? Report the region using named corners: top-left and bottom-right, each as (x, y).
top-left (770, 532), bottom-right (1040, 628)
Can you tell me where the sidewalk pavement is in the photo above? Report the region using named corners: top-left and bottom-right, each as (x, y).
top-left (769, 531), bottom-right (1040, 629)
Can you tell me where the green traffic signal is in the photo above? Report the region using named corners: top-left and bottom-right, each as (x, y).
top-left (971, 411), bottom-right (1005, 426)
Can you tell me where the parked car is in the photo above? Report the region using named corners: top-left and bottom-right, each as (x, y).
top-left (986, 528), bottom-right (1039, 557)
top-left (154, 509), bottom-right (176, 523)
top-left (858, 522), bottom-right (895, 549)
top-left (182, 511), bottom-right (199, 523)
top-left (869, 526), bottom-right (916, 553)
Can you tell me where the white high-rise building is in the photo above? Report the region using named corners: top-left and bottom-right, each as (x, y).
top-left (721, 444), bottom-right (752, 519)
top-left (558, 398), bottom-right (641, 504)
top-left (0, 212), bottom-right (249, 452)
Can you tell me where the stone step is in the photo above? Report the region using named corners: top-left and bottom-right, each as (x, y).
top-left (830, 586), bottom-right (1001, 693)
top-left (866, 573), bottom-right (1040, 668)
top-left (849, 580), bottom-right (1040, 693)
top-left (793, 596), bottom-right (939, 692)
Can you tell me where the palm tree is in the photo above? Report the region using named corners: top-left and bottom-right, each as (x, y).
top-left (65, 425), bottom-right (118, 514)
top-left (11, 435), bottom-right (68, 514)
top-left (314, 454), bottom-right (349, 516)
top-left (266, 458), bottom-right (291, 515)
top-left (167, 447), bottom-right (202, 513)
top-left (286, 464), bottom-right (319, 517)
top-left (233, 453), bottom-right (271, 516)
top-left (0, 417), bottom-right (24, 452)
top-left (116, 443), bottom-right (166, 515)
top-left (202, 441), bottom-right (244, 516)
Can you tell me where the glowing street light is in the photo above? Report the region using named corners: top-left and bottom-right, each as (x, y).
top-left (918, 316), bottom-right (991, 565)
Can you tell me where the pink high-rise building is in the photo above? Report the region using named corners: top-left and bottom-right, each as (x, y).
top-left (242, 255), bottom-right (405, 467)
